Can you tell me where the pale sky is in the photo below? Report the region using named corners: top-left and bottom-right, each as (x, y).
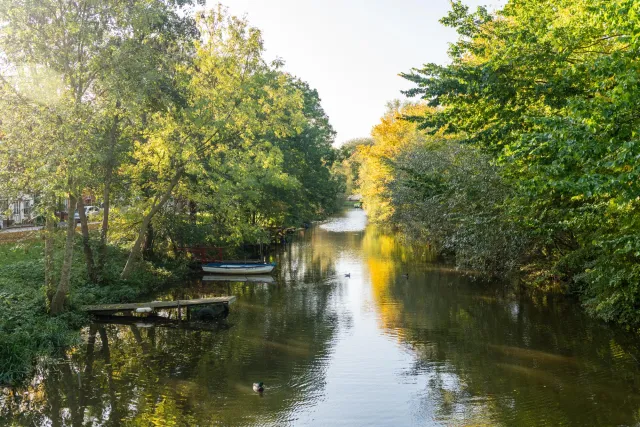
top-left (210, 0), bottom-right (500, 145)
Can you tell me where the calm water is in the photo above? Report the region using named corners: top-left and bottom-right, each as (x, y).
top-left (3, 209), bottom-right (640, 426)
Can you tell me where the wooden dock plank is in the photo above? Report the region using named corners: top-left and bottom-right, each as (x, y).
top-left (82, 296), bottom-right (236, 313)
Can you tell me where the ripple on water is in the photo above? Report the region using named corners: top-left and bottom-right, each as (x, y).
top-left (319, 210), bottom-right (367, 232)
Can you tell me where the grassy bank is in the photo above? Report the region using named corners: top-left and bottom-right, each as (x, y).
top-left (0, 233), bottom-right (189, 385)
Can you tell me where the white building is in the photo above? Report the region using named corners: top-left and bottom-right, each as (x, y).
top-left (0, 195), bottom-right (36, 229)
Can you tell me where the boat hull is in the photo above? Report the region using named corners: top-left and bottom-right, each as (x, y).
top-left (202, 263), bottom-right (276, 275)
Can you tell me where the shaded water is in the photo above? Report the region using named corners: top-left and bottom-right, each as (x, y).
top-left (3, 209), bottom-right (640, 426)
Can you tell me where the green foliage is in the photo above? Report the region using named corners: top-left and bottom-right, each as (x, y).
top-left (270, 80), bottom-right (344, 223)
top-left (0, 236), bottom-right (184, 385)
top-left (0, 1), bottom-right (343, 378)
top-left (333, 137), bottom-right (373, 196)
top-left (1, 2), bottom-right (342, 301)
top-left (397, 0), bottom-right (640, 326)
top-left (390, 140), bottom-right (528, 276)
top-left (0, 243), bottom-right (73, 385)
top-left (142, 75), bottom-right (343, 249)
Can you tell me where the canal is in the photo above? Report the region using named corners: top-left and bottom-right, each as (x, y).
top-left (3, 209), bottom-right (640, 426)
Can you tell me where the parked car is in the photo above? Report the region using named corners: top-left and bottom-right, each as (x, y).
top-left (85, 206), bottom-right (100, 218)
top-left (74, 206), bottom-right (101, 223)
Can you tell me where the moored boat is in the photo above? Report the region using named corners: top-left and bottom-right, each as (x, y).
top-left (202, 262), bottom-right (276, 275)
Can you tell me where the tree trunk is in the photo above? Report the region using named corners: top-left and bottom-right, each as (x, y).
top-left (120, 168), bottom-right (183, 280)
top-left (60, 354), bottom-right (81, 427)
top-left (97, 166), bottom-right (112, 279)
top-left (51, 195), bottom-right (77, 315)
top-left (77, 197), bottom-right (97, 283)
top-left (143, 222), bottom-right (154, 258)
top-left (44, 206), bottom-right (56, 302)
top-left (189, 200), bottom-right (197, 223)
top-left (97, 108), bottom-right (120, 278)
top-left (175, 197), bottom-right (184, 249)
top-left (129, 324), bottom-right (151, 354)
top-left (48, 367), bottom-right (62, 427)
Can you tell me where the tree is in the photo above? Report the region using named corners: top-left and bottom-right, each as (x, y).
top-left (357, 102), bottom-right (430, 224)
top-left (400, 0), bottom-right (640, 324)
top-left (271, 79), bottom-right (343, 223)
top-left (0, 0), bottom-right (199, 312)
top-left (119, 8), bottom-right (306, 279)
top-left (389, 140), bottom-right (527, 276)
top-left (334, 137), bottom-right (373, 197)
top-left (87, 0), bottom-right (199, 280)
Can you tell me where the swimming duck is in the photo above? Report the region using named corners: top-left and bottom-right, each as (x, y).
top-left (253, 382), bottom-right (264, 393)
top-left (402, 273), bottom-right (409, 279)
top-left (345, 273), bottom-right (351, 278)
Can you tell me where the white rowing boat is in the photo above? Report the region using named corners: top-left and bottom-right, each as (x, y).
top-left (202, 262), bottom-right (276, 275)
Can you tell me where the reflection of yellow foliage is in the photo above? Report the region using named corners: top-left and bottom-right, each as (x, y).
top-left (361, 228), bottom-right (416, 337)
top-left (367, 257), bottom-right (403, 333)
top-left (376, 234), bottom-right (397, 259)
top-left (309, 228), bottom-right (341, 273)
top-left (134, 395), bottom-right (196, 427)
top-left (457, 308), bottom-right (472, 324)
top-left (361, 226), bottom-right (440, 341)
top-left (609, 338), bottom-right (634, 367)
top-left (362, 228), bottom-right (416, 262)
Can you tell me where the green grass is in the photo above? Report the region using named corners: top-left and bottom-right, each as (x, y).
top-left (0, 234), bottom-right (190, 385)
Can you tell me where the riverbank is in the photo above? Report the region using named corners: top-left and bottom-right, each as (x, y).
top-left (0, 236), bottom-right (189, 385)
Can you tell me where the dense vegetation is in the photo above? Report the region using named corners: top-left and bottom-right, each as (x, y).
top-left (353, 0), bottom-right (640, 328)
top-left (0, 234), bottom-right (186, 385)
top-left (0, 1), bottom-right (342, 383)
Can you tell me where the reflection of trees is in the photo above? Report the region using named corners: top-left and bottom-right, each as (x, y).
top-left (362, 227), bottom-right (640, 426)
top-left (278, 225), bottom-right (362, 284)
top-left (2, 230), bottom-right (342, 426)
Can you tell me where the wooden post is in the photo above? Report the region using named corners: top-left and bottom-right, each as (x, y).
top-left (177, 301), bottom-right (182, 320)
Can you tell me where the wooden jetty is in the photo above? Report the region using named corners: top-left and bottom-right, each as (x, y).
top-left (82, 296), bottom-right (236, 316)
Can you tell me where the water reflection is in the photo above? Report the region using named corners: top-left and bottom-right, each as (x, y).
top-left (361, 219), bottom-right (640, 426)
top-left (3, 209), bottom-right (640, 426)
top-left (1, 235), bottom-right (345, 426)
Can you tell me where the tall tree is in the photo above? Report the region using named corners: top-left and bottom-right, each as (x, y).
top-left (0, 0), bottom-right (198, 312)
top-left (274, 80), bottom-right (343, 223)
top-left (400, 0), bottom-right (640, 324)
top-left (358, 102), bottom-right (430, 224)
top-left (119, 8), bottom-right (305, 279)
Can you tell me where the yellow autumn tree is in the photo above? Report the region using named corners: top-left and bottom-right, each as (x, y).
top-left (357, 101), bottom-right (431, 224)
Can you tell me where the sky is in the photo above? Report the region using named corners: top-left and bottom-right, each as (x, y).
top-left (209, 0), bottom-right (500, 145)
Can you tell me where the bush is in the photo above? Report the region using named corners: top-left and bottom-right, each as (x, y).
top-left (389, 140), bottom-right (529, 277)
top-left (0, 234), bottom-right (188, 385)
